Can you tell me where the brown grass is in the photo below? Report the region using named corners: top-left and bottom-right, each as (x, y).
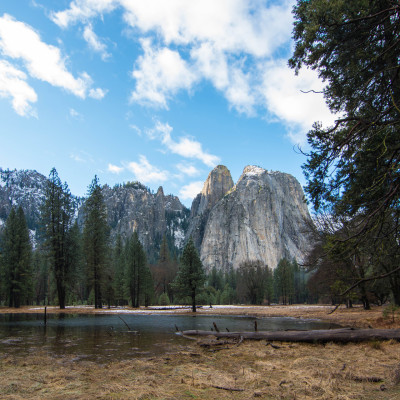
top-left (1, 339), bottom-right (400, 399)
top-left (1, 305), bottom-right (400, 399)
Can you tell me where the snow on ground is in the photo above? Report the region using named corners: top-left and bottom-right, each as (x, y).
top-left (28, 304), bottom-right (333, 314)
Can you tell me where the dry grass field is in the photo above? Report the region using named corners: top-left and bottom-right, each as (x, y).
top-left (1, 304), bottom-right (400, 399)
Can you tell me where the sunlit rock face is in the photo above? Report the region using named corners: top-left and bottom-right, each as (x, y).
top-left (186, 165), bottom-right (234, 249)
top-left (198, 165), bottom-right (313, 272)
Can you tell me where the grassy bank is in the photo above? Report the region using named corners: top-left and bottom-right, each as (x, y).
top-left (1, 305), bottom-right (399, 399)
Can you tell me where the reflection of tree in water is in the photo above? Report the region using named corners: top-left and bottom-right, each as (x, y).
top-left (54, 313), bottom-right (66, 349)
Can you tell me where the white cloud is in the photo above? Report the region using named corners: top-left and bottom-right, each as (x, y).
top-left (108, 163), bottom-right (124, 174)
top-left (129, 124), bottom-right (142, 135)
top-left (89, 87), bottom-right (107, 99)
top-left (52, 0), bottom-right (293, 56)
top-left (176, 163), bottom-right (200, 177)
top-left (0, 59), bottom-right (37, 116)
top-left (70, 150), bottom-right (94, 163)
top-left (51, 0), bottom-right (335, 140)
top-left (51, 0), bottom-right (118, 28)
top-left (83, 23), bottom-right (110, 60)
top-left (69, 108), bottom-right (83, 119)
top-left (131, 39), bottom-right (197, 108)
top-left (179, 181), bottom-right (203, 201)
top-left (191, 43), bottom-right (255, 115)
top-left (260, 59), bottom-right (335, 145)
top-left (147, 120), bottom-right (220, 167)
top-left (125, 155), bottom-right (169, 183)
top-left (52, 1), bottom-right (295, 114)
top-left (0, 14), bottom-right (93, 98)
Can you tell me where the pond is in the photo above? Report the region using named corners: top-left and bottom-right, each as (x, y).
top-left (0, 313), bottom-right (339, 361)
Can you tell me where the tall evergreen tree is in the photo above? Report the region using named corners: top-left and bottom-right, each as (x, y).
top-left (113, 234), bottom-right (126, 306)
top-left (32, 248), bottom-right (50, 305)
top-left (151, 235), bottom-right (178, 299)
top-left (83, 176), bottom-right (109, 309)
top-left (64, 221), bottom-right (83, 304)
top-left (125, 232), bottom-right (148, 307)
top-left (1, 207), bottom-right (33, 307)
top-left (274, 258), bottom-right (294, 305)
top-left (173, 237), bottom-right (205, 312)
top-left (290, 0), bottom-right (400, 294)
top-left (41, 168), bottom-right (75, 309)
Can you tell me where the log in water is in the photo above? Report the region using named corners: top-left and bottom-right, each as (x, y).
top-left (179, 328), bottom-right (400, 343)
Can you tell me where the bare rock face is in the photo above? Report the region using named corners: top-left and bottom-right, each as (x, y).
top-left (199, 165), bottom-right (313, 272)
top-left (0, 168), bottom-right (50, 231)
top-left (187, 165), bottom-right (234, 248)
top-left (100, 183), bottom-right (189, 258)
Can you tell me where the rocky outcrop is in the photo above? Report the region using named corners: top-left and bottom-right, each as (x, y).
top-left (0, 168), bottom-right (48, 231)
top-left (187, 165), bottom-right (234, 248)
top-left (100, 182), bottom-right (190, 258)
top-left (199, 165), bottom-right (313, 272)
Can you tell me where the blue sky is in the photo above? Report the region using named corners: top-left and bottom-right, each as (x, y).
top-left (0, 0), bottom-right (334, 207)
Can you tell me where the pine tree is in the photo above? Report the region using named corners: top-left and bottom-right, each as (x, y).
top-left (290, 0), bottom-right (400, 296)
top-left (41, 168), bottom-right (75, 309)
top-left (125, 232), bottom-right (147, 307)
top-left (1, 207), bottom-right (33, 307)
top-left (83, 176), bottom-right (109, 309)
top-left (32, 248), bottom-right (50, 305)
top-left (113, 234), bottom-right (126, 306)
top-left (152, 235), bottom-right (178, 299)
top-left (173, 237), bottom-right (205, 312)
top-left (274, 259), bottom-right (295, 305)
top-left (64, 221), bottom-right (83, 304)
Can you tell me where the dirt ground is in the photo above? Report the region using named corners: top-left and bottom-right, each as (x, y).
top-left (1, 304), bottom-right (400, 399)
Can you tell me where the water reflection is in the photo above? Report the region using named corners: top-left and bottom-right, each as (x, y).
top-left (0, 313), bottom-right (339, 361)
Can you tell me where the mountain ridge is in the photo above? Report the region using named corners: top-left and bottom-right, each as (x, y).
top-left (0, 165), bottom-right (313, 269)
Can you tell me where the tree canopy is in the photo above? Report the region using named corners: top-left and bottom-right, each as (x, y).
top-left (290, 0), bottom-right (399, 227)
top-left (173, 237), bottom-right (205, 312)
top-left (290, 0), bottom-right (400, 300)
top-left (83, 176), bottom-right (109, 309)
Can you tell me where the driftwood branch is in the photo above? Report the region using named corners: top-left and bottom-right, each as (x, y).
top-left (211, 385), bottom-right (244, 392)
top-left (179, 328), bottom-right (400, 343)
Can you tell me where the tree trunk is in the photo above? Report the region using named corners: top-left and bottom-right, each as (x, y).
top-left (179, 328), bottom-right (400, 343)
top-left (192, 288), bottom-right (196, 312)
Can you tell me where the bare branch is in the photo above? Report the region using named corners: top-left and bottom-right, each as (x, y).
top-left (340, 265), bottom-right (400, 297)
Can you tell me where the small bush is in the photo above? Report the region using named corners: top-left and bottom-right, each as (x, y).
top-left (158, 292), bottom-right (170, 306)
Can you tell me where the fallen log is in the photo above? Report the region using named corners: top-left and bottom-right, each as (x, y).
top-left (178, 328), bottom-right (400, 343)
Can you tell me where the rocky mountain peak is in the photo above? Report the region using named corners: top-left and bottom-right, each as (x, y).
top-left (241, 165), bottom-right (266, 178)
top-left (156, 186), bottom-right (164, 197)
top-left (187, 165), bottom-right (234, 248)
top-left (200, 165), bottom-right (234, 204)
top-left (199, 165), bottom-right (313, 272)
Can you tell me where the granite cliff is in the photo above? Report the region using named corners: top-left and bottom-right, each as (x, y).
top-left (187, 165), bottom-right (234, 249)
top-left (98, 182), bottom-right (189, 258)
top-left (194, 165), bottom-right (313, 272)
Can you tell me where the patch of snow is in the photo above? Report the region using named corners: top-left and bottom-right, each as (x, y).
top-left (29, 229), bottom-right (37, 249)
top-left (174, 227), bottom-right (185, 248)
top-left (242, 165), bottom-right (265, 177)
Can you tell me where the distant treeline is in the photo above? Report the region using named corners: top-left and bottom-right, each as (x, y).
top-left (1, 168), bottom-right (397, 309)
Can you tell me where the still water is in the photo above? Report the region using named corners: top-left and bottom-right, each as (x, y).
top-left (0, 313), bottom-right (337, 361)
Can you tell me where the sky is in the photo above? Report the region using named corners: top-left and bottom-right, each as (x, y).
top-left (0, 0), bottom-right (335, 207)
